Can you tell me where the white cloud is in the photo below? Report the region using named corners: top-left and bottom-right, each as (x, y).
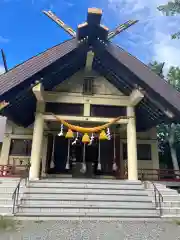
top-left (0, 65), bottom-right (5, 75)
top-left (107, 0), bottom-right (180, 71)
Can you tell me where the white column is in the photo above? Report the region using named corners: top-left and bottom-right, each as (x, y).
top-left (127, 106), bottom-right (138, 180)
top-left (0, 133), bottom-right (11, 165)
top-left (29, 106), bottom-right (44, 180)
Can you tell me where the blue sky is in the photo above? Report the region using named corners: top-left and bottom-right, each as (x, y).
top-left (0, 0), bottom-right (180, 75)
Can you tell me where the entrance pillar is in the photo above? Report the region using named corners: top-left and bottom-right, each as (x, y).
top-left (127, 106), bottom-right (138, 180)
top-left (29, 103), bottom-right (44, 180)
top-left (0, 134), bottom-right (11, 165)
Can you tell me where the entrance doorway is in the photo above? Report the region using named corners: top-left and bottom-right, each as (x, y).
top-left (45, 134), bottom-right (120, 178)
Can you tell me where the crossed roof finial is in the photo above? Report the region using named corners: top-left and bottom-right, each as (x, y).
top-left (42, 8), bottom-right (138, 41)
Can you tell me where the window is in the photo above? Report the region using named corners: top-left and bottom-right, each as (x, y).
top-left (123, 143), bottom-right (152, 160)
top-left (137, 144), bottom-right (152, 160)
top-left (9, 139), bottom-right (32, 156)
top-left (45, 103), bottom-right (84, 116)
top-left (91, 105), bottom-right (126, 118)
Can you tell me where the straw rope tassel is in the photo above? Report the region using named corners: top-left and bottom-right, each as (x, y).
top-left (65, 139), bottom-right (70, 170)
top-left (112, 132), bottom-right (117, 171)
top-left (97, 140), bottom-right (101, 170)
top-left (50, 135), bottom-right (55, 168)
top-left (81, 143), bottom-right (86, 173)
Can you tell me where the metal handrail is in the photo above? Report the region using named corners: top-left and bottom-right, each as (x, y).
top-left (12, 164), bottom-right (30, 214)
top-left (144, 181), bottom-right (163, 216)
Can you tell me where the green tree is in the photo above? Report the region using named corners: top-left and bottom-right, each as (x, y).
top-left (158, 0), bottom-right (180, 39)
top-left (148, 61), bottom-right (165, 77)
top-left (150, 62), bottom-right (180, 172)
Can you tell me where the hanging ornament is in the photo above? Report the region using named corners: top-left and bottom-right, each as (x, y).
top-left (72, 132), bottom-right (79, 145)
top-left (99, 130), bottom-right (108, 140)
top-left (112, 162), bottom-right (117, 171)
top-left (65, 162), bottom-right (70, 170)
top-left (65, 139), bottom-right (71, 170)
top-left (50, 135), bottom-right (55, 168)
top-left (112, 132), bottom-right (117, 171)
top-left (65, 129), bottom-right (74, 139)
top-left (107, 128), bottom-right (111, 140)
top-left (88, 133), bottom-right (95, 145)
top-left (58, 124), bottom-right (64, 136)
top-left (81, 143), bottom-right (86, 173)
top-left (97, 140), bottom-right (101, 171)
top-left (82, 133), bottom-right (90, 143)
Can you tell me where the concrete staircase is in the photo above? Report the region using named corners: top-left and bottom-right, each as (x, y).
top-left (14, 178), bottom-right (159, 220)
top-left (145, 182), bottom-right (180, 219)
top-left (0, 177), bottom-right (23, 216)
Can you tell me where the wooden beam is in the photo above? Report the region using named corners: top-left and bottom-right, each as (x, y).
top-left (1, 49), bottom-right (8, 72)
top-left (83, 103), bottom-right (90, 116)
top-left (44, 92), bottom-right (130, 106)
top-left (129, 89), bottom-right (144, 106)
top-left (43, 114), bottom-right (128, 124)
top-left (88, 8), bottom-right (102, 15)
top-left (108, 20), bottom-right (138, 40)
top-left (85, 51), bottom-right (94, 71)
top-left (78, 22), bottom-right (88, 29)
top-left (32, 83), bottom-right (45, 102)
top-left (42, 10), bottom-right (76, 38)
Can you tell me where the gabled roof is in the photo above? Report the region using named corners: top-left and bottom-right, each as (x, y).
top-left (0, 8), bottom-right (180, 131)
top-left (0, 39), bottom-right (78, 99)
top-left (93, 42), bottom-right (180, 118)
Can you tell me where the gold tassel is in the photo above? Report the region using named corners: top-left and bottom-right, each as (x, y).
top-left (82, 133), bottom-right (90, 143)
top-left (99, 130), bottom-right (108, 140)
top-left (65, 129), bottom-right (74, 139)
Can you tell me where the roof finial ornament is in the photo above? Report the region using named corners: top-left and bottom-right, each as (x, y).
top-left (42, 8), bottom-right (138, 42)
top-left (1, 49), bottom-right (8, 73)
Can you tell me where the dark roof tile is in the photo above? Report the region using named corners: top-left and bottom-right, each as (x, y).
top-left (106, 43), bottom-right (180, 115)
top-left (0, 38), bottom-right (77, 96)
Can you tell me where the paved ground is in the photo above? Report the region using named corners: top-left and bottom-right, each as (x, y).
top-left (0, 220), bottom-right (180, 240)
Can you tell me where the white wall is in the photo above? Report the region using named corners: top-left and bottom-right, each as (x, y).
top-left (53, 70), bottom-right (124, 96)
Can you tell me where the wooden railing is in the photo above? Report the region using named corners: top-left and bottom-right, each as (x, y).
top-left (1, 164), bottom-right (180, 182)
top-left (138, 168), bottom-right (180, 181)
top-left (0, 164), bottom-right (28, 177)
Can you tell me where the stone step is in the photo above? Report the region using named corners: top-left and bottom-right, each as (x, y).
top-left (162, 215), bottom-right (180, 219)
top-left (148, 189), bottom-right (179, 194)
top-left (22, 193), bottom-right (152, 202)
top-left (158, 195), bottom-right (180, 201)
top-left (0, 189), bottom-right (24, 198)
top-left (14, 215), bottom-right (161, 221)
top-left (160, 201), bottom-right (180, 208)
top-left (0, 187), bottom-right (24, 193)
top-left (24, 188), bottom-right (147, 195)
top-left (16, 208), bottom-right (158, 216)
top-left (34, 179), bottom-right (141, 185)
top-left (0, 205), bottom-right (13, 214)
top-left (21, 200), bottom-right (154, 208)
top-left (158, 207), bottom-right (180, 215)
top-left (0, 198), bottom-right (13, 205)
top-left (0, 177), bottom-right (20, 182)
top-left (28, 182), bottom-right (144, 190)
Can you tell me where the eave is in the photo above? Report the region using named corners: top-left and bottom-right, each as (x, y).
top-left (1, 42), bottom-right (88, 127)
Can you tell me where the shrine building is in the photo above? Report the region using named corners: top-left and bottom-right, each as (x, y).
top-left (0, 8), bottom-right (180, 181)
